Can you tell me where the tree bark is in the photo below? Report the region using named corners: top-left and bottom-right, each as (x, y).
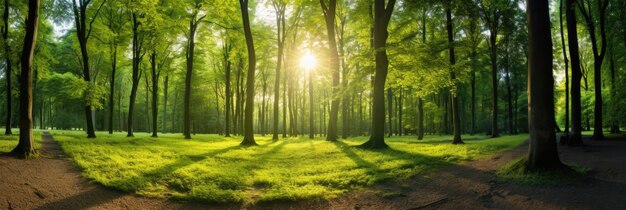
top-left (239, 0), bottom-right (257, 146)
top-left (446, 3), bottom-right (462, 144)
top-left (127, 12), bottom-right (142, 137)
top-left (559, 0), bottom-right (570, 133)
top-left (320, 0), bottom-right (340, 141)
top-left (162, 75), bottom-right (168, 133)
top-left (578, 0), bottom-right (608, 140)
top-left (566, 0), bottom-right (583, 145)
top-left (361, 0), bottom-right (396, 149)
top-left (271, 1), bottom-right (285, 141)
top-left (150, 51), bottom-right (158, 137)
top-left (2, 0), bottom-right (12, 135)
top-left (387, 88), bottom-right (392, 137)
top-left (108, 43), bottom-right (117, 134)
top-left (184, 6), bottom-right (204, 139)
top-left (525, 0), bottom-right (565, 171)
top-left (12, 0), bottom-right (38, 158)
top-left (309, 72), bottom-right (314, 139)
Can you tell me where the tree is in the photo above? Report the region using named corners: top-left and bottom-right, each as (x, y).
top-left (2, 0), bottom-right (12, 135)
top-left (12, 0), bottom-right (39, 158)
top-left (566, 0), bottom-right (583, 145)
top-left (559, 0), bottom-right (569, 133)
top-left (319, 0), bottom-right (340, 141)
top-left (127, 11), bottom-right (145, 137)
top-left (360, 0), bottom-right (396, 149)
top-left (525, 0), bottom-right (565, 171)
top-left (70, 0), bottom-right (106, 139)
top-left (446, 0), bottom-right (462, 144)
top-left (183, 1), bottom-right (205, 139)
top-left (271, 0), bottom-right (286, 141)
top-left (478, 0), bottom-right (505, 138)
top-left (239, 0), bottom-right (257, 146)
top-left (578, 0), bottom-right (608, 140)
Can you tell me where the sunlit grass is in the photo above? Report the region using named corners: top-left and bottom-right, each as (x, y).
top-left (0, 128), bottom-right (43, 153)
top-left (51, 130), bottom-right (527, 203)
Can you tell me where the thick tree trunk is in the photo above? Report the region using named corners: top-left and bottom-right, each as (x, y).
top-left (446, 4), bottom-right (462, 144)
top-left (320, 0), bottom-right (340, 141)
top-left (566, 0), bottom-right (583, 145)
top-left (12, 0), bottom-right (38, 158)
top-left (361, 0), bottom-right (396, 149)
top-left (239, 0), bottom-right (257, 146)
top-left (525, 0), bottom-right (565, 171)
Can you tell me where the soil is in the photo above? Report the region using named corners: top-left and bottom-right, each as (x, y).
top-left (1, 132), bottom-right (625, 210)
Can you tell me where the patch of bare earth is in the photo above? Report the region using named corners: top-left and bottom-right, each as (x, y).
top-left (1, 133), bottom-right (625, 209)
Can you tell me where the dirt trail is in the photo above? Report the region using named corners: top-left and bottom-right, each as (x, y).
top-left (1, 133), bottom-right (625, 210)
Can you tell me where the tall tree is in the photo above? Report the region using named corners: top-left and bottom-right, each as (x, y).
top-left (183, 2), bottom-right (205, 139)
top-left (566, 0), bottom-right (583, 145)
top-left (12, 0), bottom-right (39, 158)
top-left (127, 11), bottom-right (145, 137)
top-left (320, 0), bottom-right (340, 141)
top-left (446, 0), bottom-right (462, 144)
top-left (478, 0), bottom-right (503, 138)
top-left (578, 0), bottom-right (608, 140)
top-left (239, 0), bottom-right (257, 146)
top-left (2, 0), bottom-right (11, 135)
top-left (71, 0), bottom-right (106, 138)
top-left (360, 0), bottom-right (396, 149)
top-left (525, 0), bottom-right (565, 171)
top-left (271, 0), bottom-right (286, 141)
top-left (559, 0), bottom-right (570, 133)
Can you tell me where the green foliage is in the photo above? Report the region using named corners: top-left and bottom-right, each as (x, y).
top-left (52, 130), bottom-right (526, 203)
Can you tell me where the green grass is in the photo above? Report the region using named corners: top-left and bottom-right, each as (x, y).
top-left (496, 157), bottom-right (590, 186)
top-left (51, 130), bottom-right (527, 203)
top-left (0, 128), bottom-right (43, 153)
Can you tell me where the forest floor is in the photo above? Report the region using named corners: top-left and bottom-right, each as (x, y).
top-left (0, 132), bottom-right (625, 209)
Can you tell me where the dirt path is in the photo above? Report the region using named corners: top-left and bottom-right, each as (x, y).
top-left (1, 133), bottom-right (625, 210)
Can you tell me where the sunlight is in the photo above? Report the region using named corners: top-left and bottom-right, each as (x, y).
top-left (300, 52), bottom-right (317, 72)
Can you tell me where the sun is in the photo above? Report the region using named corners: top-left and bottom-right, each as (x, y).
top-left (300, 52), bottom-right (317, 72)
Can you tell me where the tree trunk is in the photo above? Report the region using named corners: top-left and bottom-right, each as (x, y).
top-left (162, 75), bottom-right (168, 133)
top-left (609, 51), bottom-right (619, 133)
top-left (223, 43), bottom-right (231, 137)
top-left (309, 74), bottom-right (314, 139)
top-left (387, 88), bottom-right (392, 137)
top-left (446, 4), bottom-right (462, 144)
top-left (12, 0), bottom-right (38, 158)
top-left (239, 0), bottom-right (257, 146)
top-left (361, 0), bottom-right (396, 149)
top-left (184, 11), bottom-right (201, 139)
top-left (566, 0), bottom-right (583, 145)
top-left (559, 0), bottom-right (570, 133)
top-left (108, 44), bottom-right (117, 134)
top-left (272, 3), bottom-right (285, 141)
top-left (418, 97), bottom-right (424, 140)
top-left (525, 0), bottom-right (565, 171)
top-left (3, 0), bottom-right (12, 135)
top-left (72, 0), bottom-right (98, 138)
top-left (127, 13), bottom-right (142, 137)
top-left (150, 51), bottom-right (158, 137)
top-left (320, 0), bottom-right (340, 141)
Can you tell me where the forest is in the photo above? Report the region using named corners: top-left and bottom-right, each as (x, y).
top-left (1, 0), bottom-right (625, 209)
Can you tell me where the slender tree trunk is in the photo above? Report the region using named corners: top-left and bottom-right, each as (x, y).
top-left (446, 4), bottom-right (462, 144)
top-left (361, 0), bottom-right (396, 149)
top-left (239, 0), bottom-right (257, 146)
top-left (526, 0), bottom-right (566, 171)
top-left (12, 0), bottom-right (38, 158)
top-left (418, 97), bottom-right (424, 140)
top-left (162, 75), bottom-right (168, 133)
top-left (184, 9), bottom-right (203, 139)
top-left (150, 52), bottom-right (158, 137)
top-left (559, 0), bottom-right (570, 133)
top-left (223, 43), bottom-right (231, 137)
top-left (309, 74), bottom-right (314, 138)
top-left (609, 51), bottom-right (619, 133)
top-left (2, 0), bottom-right (12, 135)
top-left (127, 13), bottom-right (142, 137)
top-left (567, 0), bottom-right (583, 145)
top-left (108, 44), bottom-right (117, 134)
top-left (387, 88), bottom-right (392, 137)
top-left (272, 3), bottom-right (285, 141)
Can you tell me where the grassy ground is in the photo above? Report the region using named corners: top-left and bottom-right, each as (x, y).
top-left (51, 130), bottom-right (527, 203)
top-left (496, 157), bottom-right (590, 186)
top-left (0, 128), bottom-right (42, 153)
